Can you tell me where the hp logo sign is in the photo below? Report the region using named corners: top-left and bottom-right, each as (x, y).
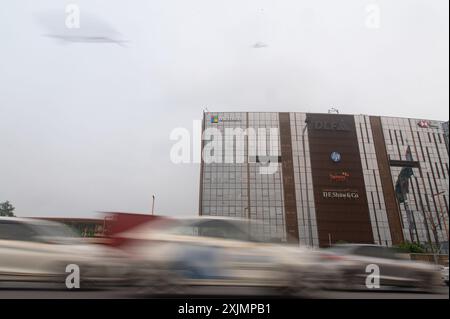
top-left (330, 151), bottom-right (341, 163)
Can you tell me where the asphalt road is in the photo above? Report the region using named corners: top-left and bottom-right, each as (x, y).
top-left (0, 286), bottom-right (448, 299)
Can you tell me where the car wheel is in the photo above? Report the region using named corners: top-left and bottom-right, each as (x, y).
top-left (339, 269), bottom-right (361, 291)
top-left (132, 266), bottom-right (183, 297)
top-left (284, 270), bottom-right (321, 298)
top-left (73, 263), bottom-right (103, 291)
top-left (417, 273), bottom-right (435, 294)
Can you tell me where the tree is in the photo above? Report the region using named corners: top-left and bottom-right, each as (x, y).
top-left (395, 241), bottom-right (425, 254)
top-left (0, 201), bottom-right (15, 217)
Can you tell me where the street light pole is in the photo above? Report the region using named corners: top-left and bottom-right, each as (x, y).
top-left (151, 195), bottom-right (155, 215)
top-left (424, 210), bottom-right (440, 265)
top-left (244, 207), bottom-right (250, 240)
top-left (433, 191), bottom-right (448, 241)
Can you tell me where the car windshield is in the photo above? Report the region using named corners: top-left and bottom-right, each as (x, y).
top-left (328, 245), bottom-right (404, 260)
top-left (154, 218), bottom-right (290, 244)
top-left (31, 223), bottom-right (80, 238)
top-left (165, 219), bottom-right (279, 243)
top-left (327, 245), bottom-right (355, 254)
top-left (166, 219), bottom-right (256, 242)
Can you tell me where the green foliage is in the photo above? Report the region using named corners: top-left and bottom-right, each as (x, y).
top-left (395, 241), bottom-right (426, 254)
top-left (0, 201), bottom-right (15, 217)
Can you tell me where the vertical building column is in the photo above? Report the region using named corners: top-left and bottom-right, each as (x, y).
top-left (370, 116), bottom-right (405, 245)
top-left (199, 112), bottom-right (206, 216)
top-left (307, 113), bottom-right (374, 247)
top-left (279, 113), bottom-right (300, 244)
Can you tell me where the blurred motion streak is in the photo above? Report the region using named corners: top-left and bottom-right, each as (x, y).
top-left (0, 215), bottom-right (445, 296)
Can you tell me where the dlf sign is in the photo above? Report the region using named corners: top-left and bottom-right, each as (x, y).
top-left (309, 120), bottom-right (350, 131)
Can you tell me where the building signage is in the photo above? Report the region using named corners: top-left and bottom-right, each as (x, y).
top-left (210, 115), bottom-right (220, 123)
top-left (417, 120), bottom-right (439, 129)
top-left (309, 119), bottom-right (350, 131)
top-left (330, 151), bottom-right (342, 163)
top-left (329, 171), bottom-right (350, 182)
top-left (210, 115), bottom-right (241, 123)
top-left (322, 189), bottom-right (359, 199)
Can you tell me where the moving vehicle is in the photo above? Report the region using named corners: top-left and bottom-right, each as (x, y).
top-left (120, 217), bottom-right (326, 296)
top-left (442, 264), bottom-right (449, 286)
top-left (319, 244), bottom-right (441, 292)
top-left (0, 217), bottom-right (127, 289)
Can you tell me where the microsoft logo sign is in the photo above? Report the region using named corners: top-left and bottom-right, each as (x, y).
top-left (210, 115), bottom-right (220, 123)
top-left (210, 115), bottom-right (241, 124)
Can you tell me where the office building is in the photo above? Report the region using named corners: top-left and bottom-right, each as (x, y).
top-left (199, 112), bottom-right (449, 247)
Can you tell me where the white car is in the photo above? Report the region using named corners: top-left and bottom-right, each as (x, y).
top-left (319, 244), bottom-right (442, 292)
top-left (120, 217), bottom-right (327, 297)
top-left (0, 217), bottom-right (128, 289)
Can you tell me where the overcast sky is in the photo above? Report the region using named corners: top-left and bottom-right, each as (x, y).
top-left (0, 0), bottom-right (448, 218)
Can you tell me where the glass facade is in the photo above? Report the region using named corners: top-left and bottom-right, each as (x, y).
top-left (381, 117), bottom-right (449, 246)
top-left (201, 112), bottom-right (249, 219)
top-left (201, 112), bottom-right (286, 242)
top-left (291, 113), bottom-right (319, 247)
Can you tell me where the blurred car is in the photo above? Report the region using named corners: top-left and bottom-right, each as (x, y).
top-left (442, 264), bottom-right (449, 286)
top-left (319, 244), bottom-right (441, 292)
top-left (120, 217), bottom-right (326, 297)
top-left (0, 217), bottom-right (128, 289)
